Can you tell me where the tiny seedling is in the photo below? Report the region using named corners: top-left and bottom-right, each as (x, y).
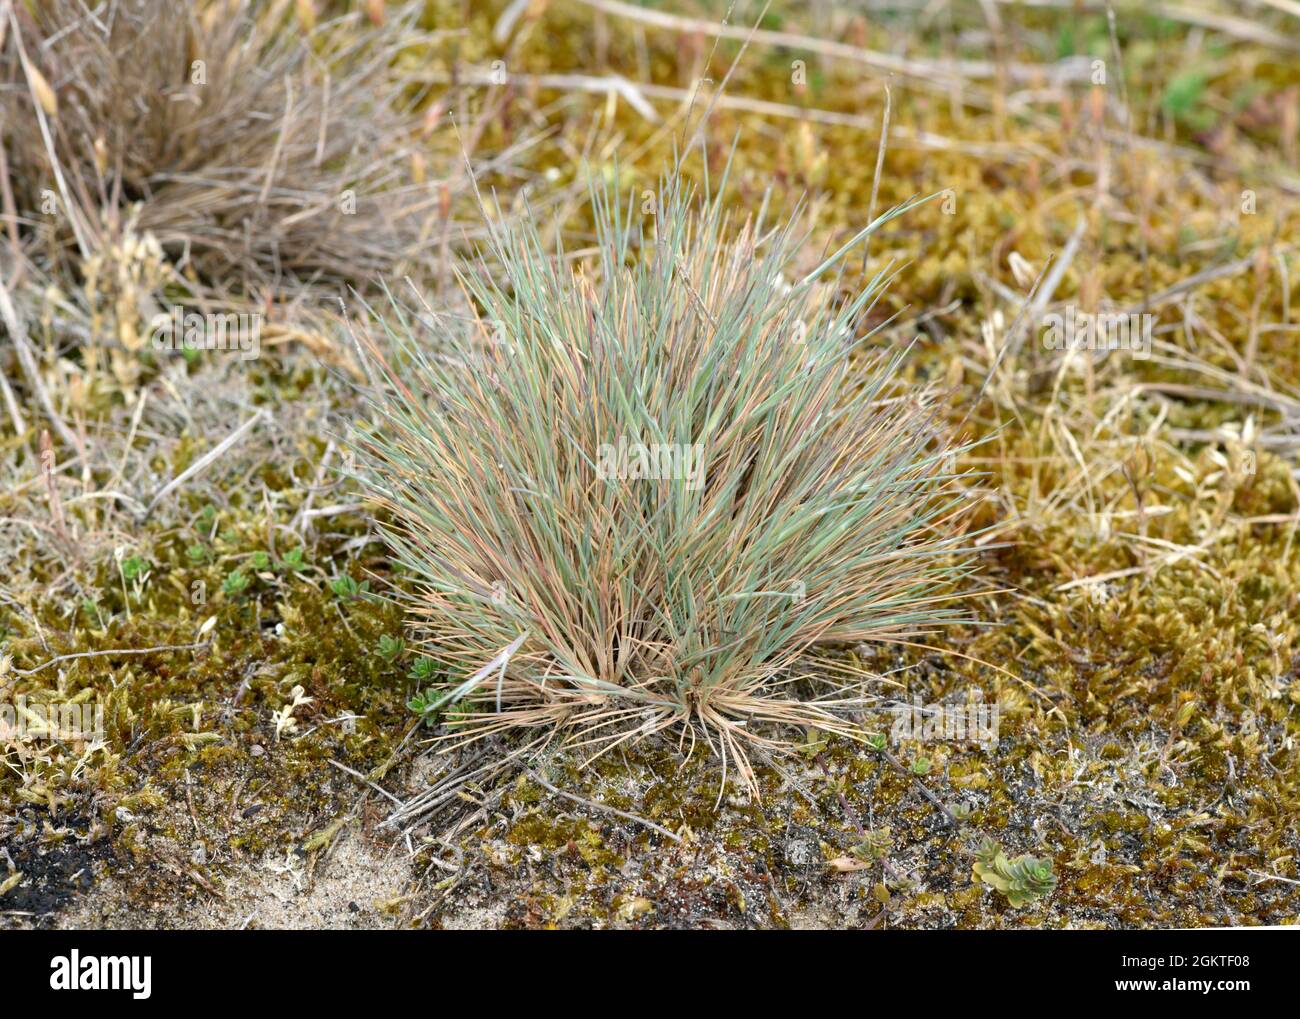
top-left (406, 688), bottom-right (444, 727)
top-left (972, 838), bottom-right (1057, 907)
top-left (222, 569), bottom-right (250, 597)
top-left (408, 657), bottom-right (438, 682)
top-left (115, 552), bottom-right (151, 617)
top-left (376, 635), bottom-right (405, 662)
top-left (330, 575), bottom-right (369, 600)
top-left (120, 555), bottom-right (150, 583)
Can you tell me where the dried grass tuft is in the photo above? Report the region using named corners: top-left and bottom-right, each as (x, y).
top-left (1, 0), bottom-right (443, 297)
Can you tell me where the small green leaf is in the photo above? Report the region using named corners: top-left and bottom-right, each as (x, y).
top-left (1163, 70), bottom-right (1206, 120)
top-left (409, 657), bottom-right (437, 681)
top-left (406, 687), bottom-right (446, 727)
top-left (222, 570), bottom-right (250, 597)
top-left (121, 556), bottom-right (150, 581)
top-left (330, 575), bottom-right (360, 599)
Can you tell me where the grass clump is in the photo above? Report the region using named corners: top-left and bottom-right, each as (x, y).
top-left (1, 0), bottom-right (437, 295)
top-left (353, 167), bottom-right (978, 789)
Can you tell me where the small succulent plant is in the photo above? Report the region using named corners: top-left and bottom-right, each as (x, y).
top-left (972, 838), bottom-right (1057, 907)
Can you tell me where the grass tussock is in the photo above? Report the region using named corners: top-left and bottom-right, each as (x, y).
top-left (353, 169), bottom-right (979, 789)
top-left (1, 0), bottom-right (439, 296)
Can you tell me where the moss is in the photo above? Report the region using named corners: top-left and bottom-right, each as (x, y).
top-left (0, 422), bottom-right (417, 922)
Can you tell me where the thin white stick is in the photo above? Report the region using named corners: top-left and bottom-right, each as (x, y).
top-left (14, 640), bottom-right (211, 676)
